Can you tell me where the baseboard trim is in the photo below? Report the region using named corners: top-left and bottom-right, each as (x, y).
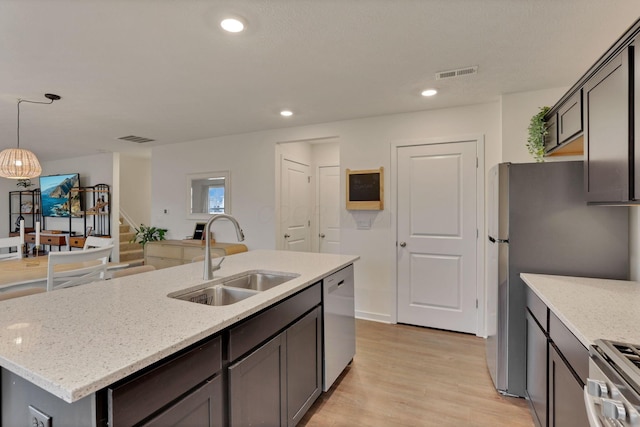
top-left (355, 311), bottom-right (392, 324)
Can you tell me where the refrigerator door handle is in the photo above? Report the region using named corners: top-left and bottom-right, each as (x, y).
top-left (488, 236), bottom-right (509, 244)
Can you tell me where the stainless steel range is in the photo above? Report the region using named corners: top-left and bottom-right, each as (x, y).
top-left (586, 340), bottom-right (640, 426)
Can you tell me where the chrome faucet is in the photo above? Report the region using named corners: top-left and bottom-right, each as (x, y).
top-left (203, 214), bottom-right (245, 280)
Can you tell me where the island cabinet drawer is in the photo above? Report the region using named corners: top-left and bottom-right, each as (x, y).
top-left (526, 287), bottom-right (548, 331)
top-left (228, 282), bottom-right (321, 362)
top-left (549, 312), bottom-right (588, 384)
top-left (108, 335), bottom-right (222, 427)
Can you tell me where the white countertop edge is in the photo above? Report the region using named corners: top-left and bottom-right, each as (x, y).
top-left (0, 251), bottom-right (359, 403)
top-left (520, 273), bottom-right (640, 349)
top-left (520, 273), bottom-right (591, 348)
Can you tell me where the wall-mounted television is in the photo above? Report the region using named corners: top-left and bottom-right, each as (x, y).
top-left (39, 173), bottom-right (81, 217)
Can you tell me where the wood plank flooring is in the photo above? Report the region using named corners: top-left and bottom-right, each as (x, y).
top-left (300, 320), bottom-right (534, 427)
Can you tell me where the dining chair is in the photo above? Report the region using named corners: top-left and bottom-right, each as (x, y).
top-left (83, 236), bottom-right (115, 250)
top-left (111, 265), bottom-right (156, 278)
top-left (0, 237), bottom-right (23, 261)
top-left (47, 245), bottom-right (114, 291)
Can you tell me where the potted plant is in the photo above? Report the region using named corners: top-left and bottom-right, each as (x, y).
top-left (526, 106), bottom-right (551, 163)
top-left (131, 224), bottom-right (168, 247)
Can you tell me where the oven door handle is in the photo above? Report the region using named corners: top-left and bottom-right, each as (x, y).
top-left (584, 384), bottom-right (604, 427)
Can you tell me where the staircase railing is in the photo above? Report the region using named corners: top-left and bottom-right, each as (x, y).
top-left (119, 208), bottom-right (137, 232)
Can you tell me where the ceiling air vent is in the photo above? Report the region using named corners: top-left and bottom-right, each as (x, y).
top-left (436, 66), bottom-right (478, 80)
top-left (117, 135), bottom-right (156, 144)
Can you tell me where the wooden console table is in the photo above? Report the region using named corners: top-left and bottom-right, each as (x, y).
top-left (25, 232), bottom-right (67, 251)
top-left (144, 240), bottom-right (248, 270)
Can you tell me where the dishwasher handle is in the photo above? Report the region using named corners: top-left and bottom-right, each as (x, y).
top-left (327, 280), bottom-right (345, 294)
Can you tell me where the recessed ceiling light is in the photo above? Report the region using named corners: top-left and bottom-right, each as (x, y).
top-left (280, 110), bottom-right (293, 117)
top-left (421, 89), bottom-right (438, 97)
top-left (220, 17), bottom-right (246, 33)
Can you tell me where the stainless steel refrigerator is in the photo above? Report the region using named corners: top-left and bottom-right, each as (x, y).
top-left (485, 161), bottom-right (628, 397)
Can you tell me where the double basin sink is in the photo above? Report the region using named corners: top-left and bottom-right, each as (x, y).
top-left (169, 271), bottom-right (299, 306)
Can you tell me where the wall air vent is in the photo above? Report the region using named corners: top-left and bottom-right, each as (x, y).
top-left (118, 135), bottom-right (155, 144)
top-left (436, 66), bottom-right (478, 80)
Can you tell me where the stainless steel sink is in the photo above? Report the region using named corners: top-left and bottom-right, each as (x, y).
top-left (222, 271), bottom-right (299, 291)
top-left (169, 271), bottom-right (299, 306)
top-left (172, 286), bottom-right (258, 306)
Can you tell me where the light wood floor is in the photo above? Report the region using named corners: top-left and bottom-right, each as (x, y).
top-left (300, 320), bottom-right (534, 427)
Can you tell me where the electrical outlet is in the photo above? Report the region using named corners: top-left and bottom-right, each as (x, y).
top-left (28, 405), bottom-right (52, 427)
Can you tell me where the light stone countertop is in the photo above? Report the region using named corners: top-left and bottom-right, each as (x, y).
top-left (0, 250), bottom-right (358, 403)
top-left (520, 273), bottom-right (640, 349)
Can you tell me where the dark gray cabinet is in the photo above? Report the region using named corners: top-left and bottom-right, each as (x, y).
top-left (228, 284), bottom-right (322, 427)
top-left (286, 306), bottom-right (323, 425)
top-left (141, 376), bottom-right (223, 427)
top-left (583, 47), bottom-right (633, 203)
top-left (548, 344), bottom-right (589, 427)
top-left (108, 335), bottom-right (223, 427)
top-left (229, 333), bottom-right (287, 426)
top-left (228, 307), bottom-right (322, 427)
top-left (525, 309), bottom-right (547, 427)
top-left (525, 287), bottom-right (589, 427)
top-left (558, 91), bottom-right (583, 143)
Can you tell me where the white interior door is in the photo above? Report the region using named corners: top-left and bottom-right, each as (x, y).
top-left (396, 140), bottom-right (478, 334)
top-left (281, 158), bottom-right (311, 252)
top-left (318, 165), bottom-right (340, 254)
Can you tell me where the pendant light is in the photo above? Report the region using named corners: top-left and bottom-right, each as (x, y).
top-left (0, 93), bottom-right (61, 179)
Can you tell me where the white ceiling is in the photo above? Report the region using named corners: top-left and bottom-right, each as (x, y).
top-left (1, 0), bottom-right (639, 162)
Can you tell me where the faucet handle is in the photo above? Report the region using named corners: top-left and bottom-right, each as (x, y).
top-left (214, 257), bottom-right (225, 268)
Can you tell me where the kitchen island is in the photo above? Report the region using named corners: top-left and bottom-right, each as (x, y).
top-left (0, 250), bottom-right (358, 426)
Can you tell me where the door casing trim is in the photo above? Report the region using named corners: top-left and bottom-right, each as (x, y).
top-left (390, 134), bottom-right (486, 337)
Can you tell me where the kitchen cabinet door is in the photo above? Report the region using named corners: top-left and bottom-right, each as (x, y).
top-left (583, 48), bottom-right (631, 203)
top-left (229, 333), bottom-right (287, 427)
top-left (548, 344), bottom-right (588, 427)
top-left (141, 376), bottom-right (223, 427)
top-left (287, 306), bottom-right (322, 426)
top-left (525, 310), bottom-right (547, 427)
top-left (557, 91), bottom-right (583, 143)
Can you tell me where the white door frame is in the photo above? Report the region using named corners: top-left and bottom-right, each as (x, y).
top-left (390, 134), bottom-right (486, 337)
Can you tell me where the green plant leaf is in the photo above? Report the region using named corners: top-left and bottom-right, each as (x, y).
top-left (130, 224), bottom-right (168, 247)
top-left (526, 106), bottom-right (550, 163)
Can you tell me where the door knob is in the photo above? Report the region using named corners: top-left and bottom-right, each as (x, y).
top-left (284, 234), bottom-right (290, 238)
top-left (319, 233), bottom-right (326, 238)
top-left (399, 242), bottom-right (407, 247)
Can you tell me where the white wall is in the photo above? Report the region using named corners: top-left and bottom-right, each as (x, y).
top-left (152, 133), bottom-right (276, 246)
top-left (151, 102), bottom-right (501, 328)
top-left (120, 154), bottom-right (151, 227)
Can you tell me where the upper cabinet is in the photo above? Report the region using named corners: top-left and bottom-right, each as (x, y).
top-left (543, 18), bottom-right (640, 204)
top-left (558, 91), bottom-right (583, 143)
top-left (583, 48), bottom-right (632, 203)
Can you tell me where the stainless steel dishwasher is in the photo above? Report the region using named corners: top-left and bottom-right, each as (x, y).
top-left (322, 264), bottom-right (355, 391)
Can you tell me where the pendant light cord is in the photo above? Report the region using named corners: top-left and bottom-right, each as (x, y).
top-left (16, 95), bottom-right (58, 149)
